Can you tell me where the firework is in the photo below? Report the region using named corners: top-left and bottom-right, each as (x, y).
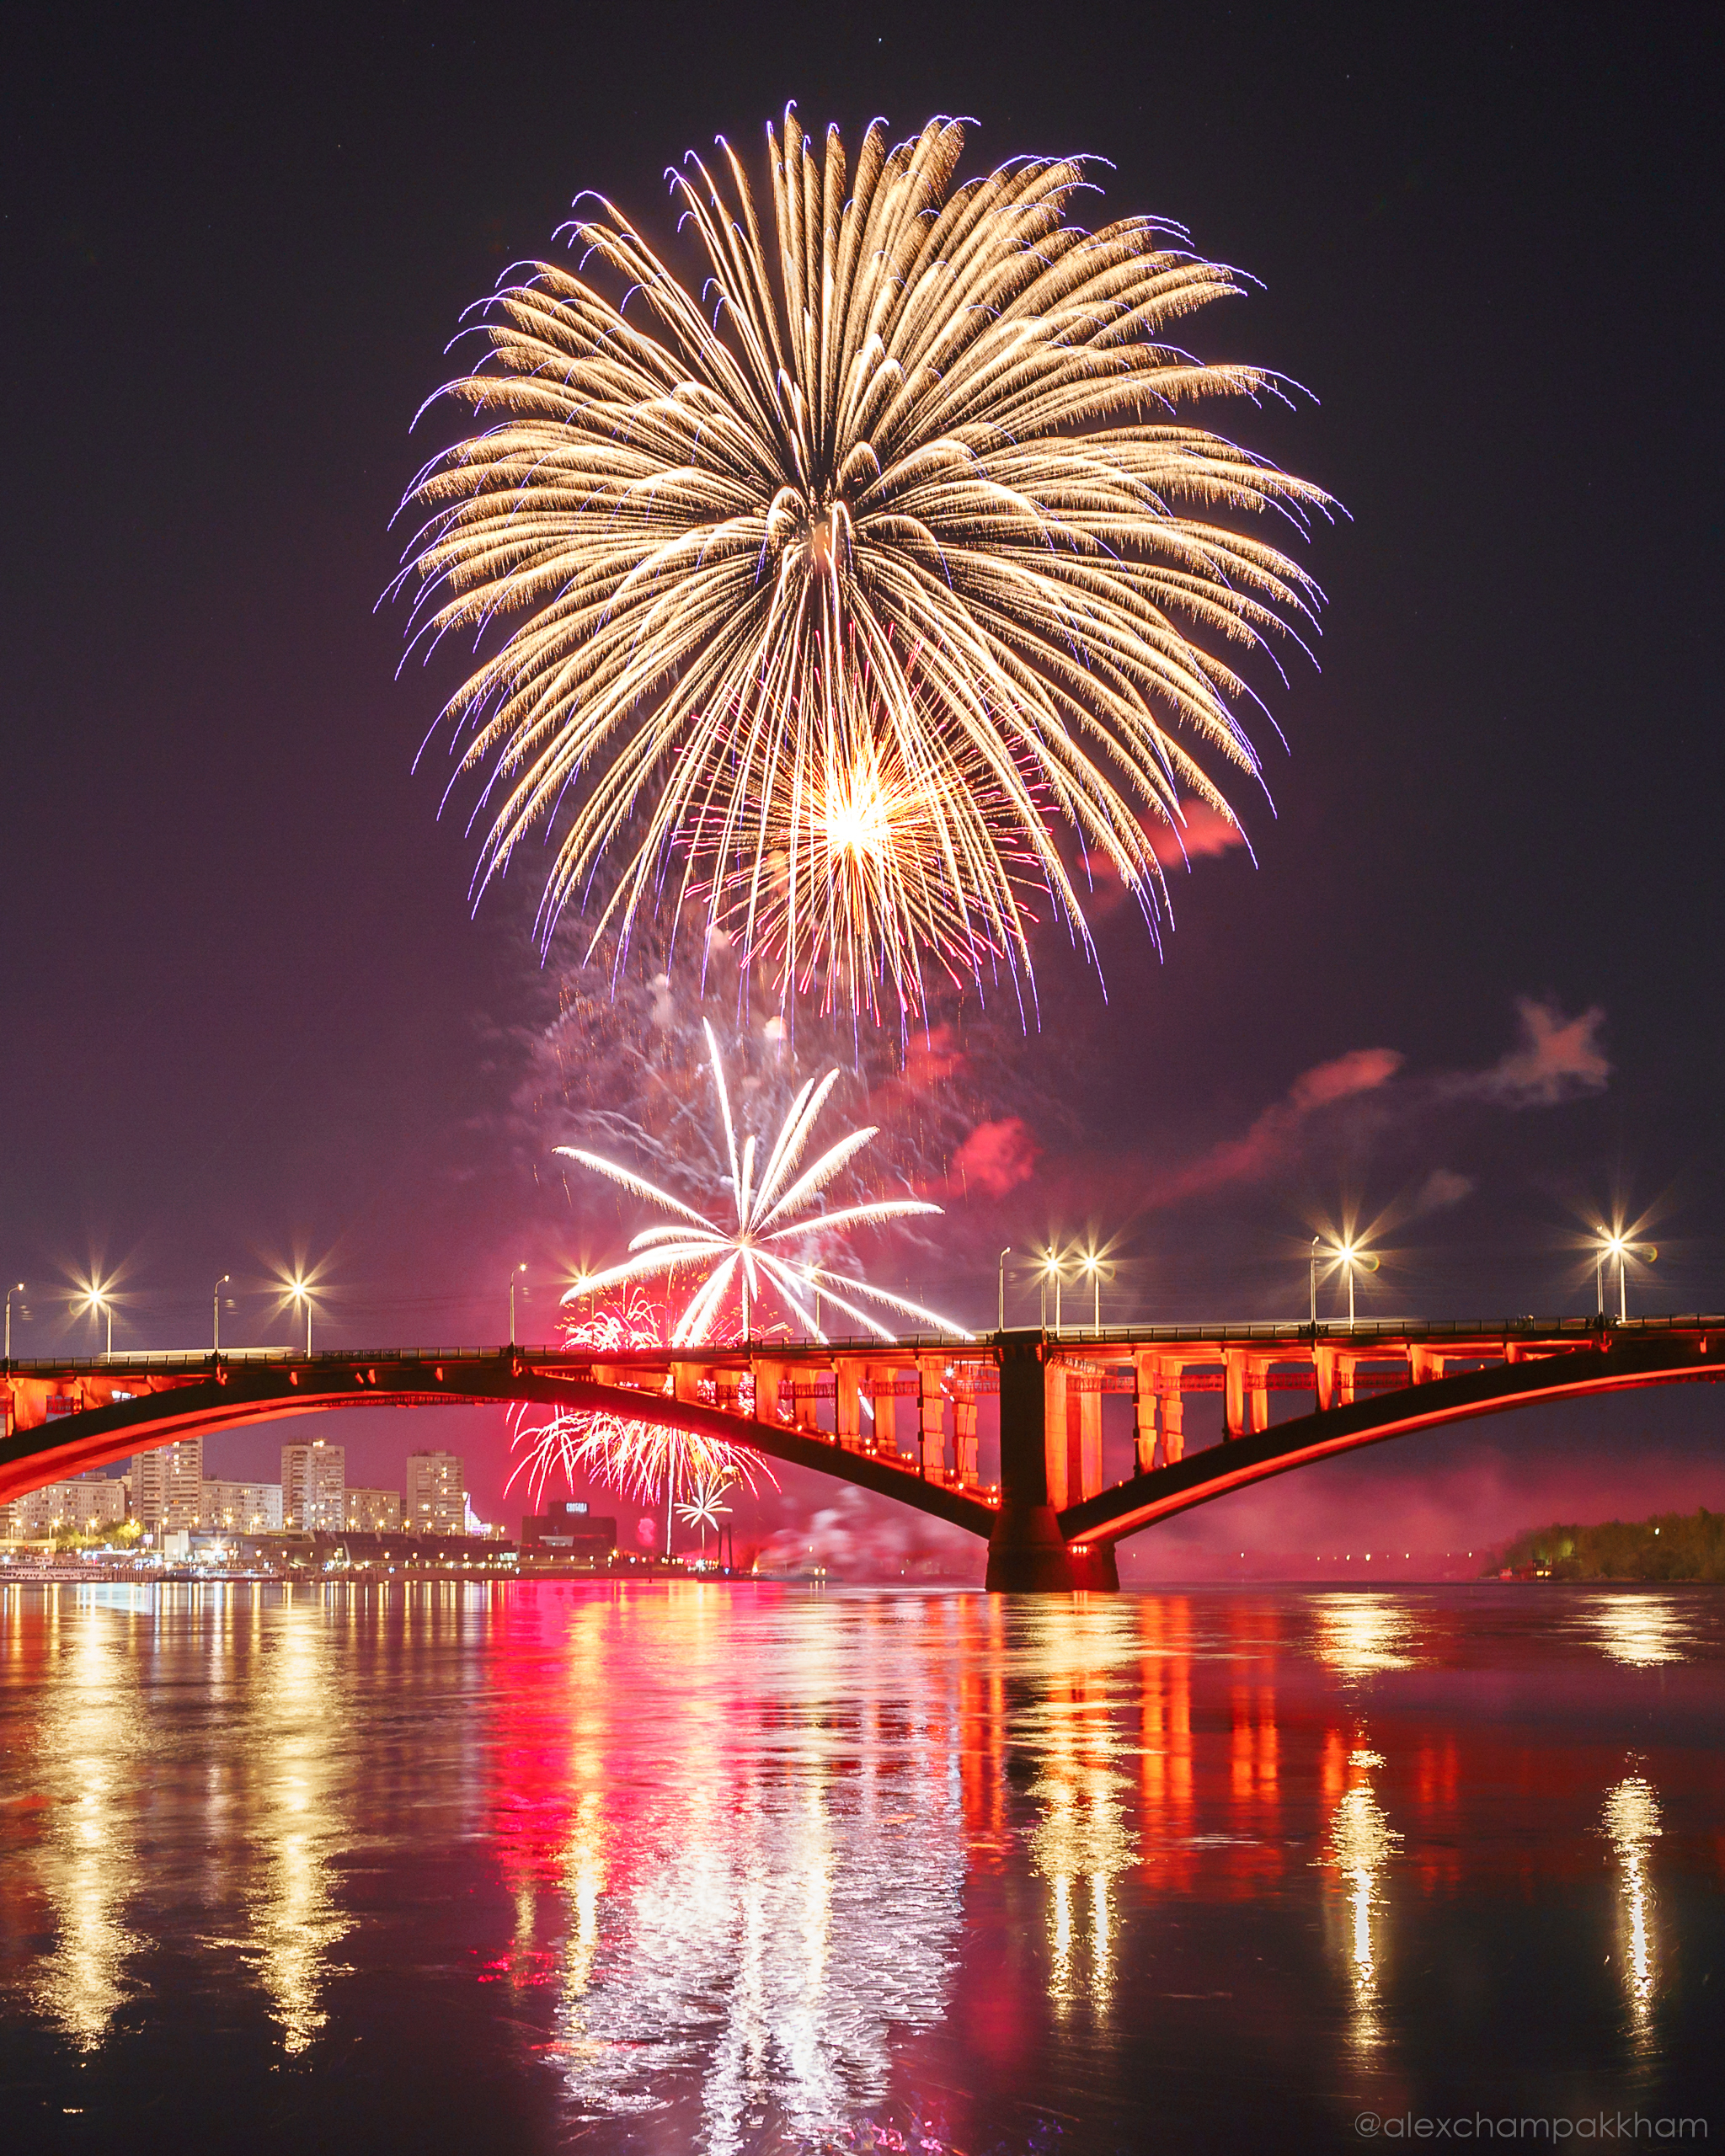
top-left (558, 1022), bottom-right (969, 1342)
top-left (398, 109), bottom-right (1330, 1010)
top-left (674, 1467), bottom-right (734, 1566)
top-left (505, 1285), bottom-right (772, 1508)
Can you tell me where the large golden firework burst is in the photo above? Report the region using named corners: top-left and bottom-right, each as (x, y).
top-left (398, 109), bottom-right (1331, 1012)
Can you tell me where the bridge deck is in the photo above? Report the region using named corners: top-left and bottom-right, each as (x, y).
top-left (4, 1320), bottom-right (1721, 1571)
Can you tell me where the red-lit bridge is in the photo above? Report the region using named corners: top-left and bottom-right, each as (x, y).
top-left (4, 1315), bottom-right (1721, 1589)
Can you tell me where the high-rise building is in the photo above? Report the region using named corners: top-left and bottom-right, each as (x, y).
top-left (404, 1450), bottom-right (464, 1535)
top-left (280, 1439), bottom-right (345, 1533)
top-left (200, 1480), bottom-right (284, 1532)
top-left (344, 1486), bottom-right (402, 1532)
top-left (132, 1439), bottom-right (204, 1534)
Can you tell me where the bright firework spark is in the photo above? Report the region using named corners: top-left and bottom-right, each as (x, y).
top-left (693, 697), bottom-right (1046, 1018)
top-left (505, 1285), bottom-right (773, 1508)
top-left (556, 1022), bottom-right (969, 1343)
top-left (397, 109), bottom-right (1331, 1011)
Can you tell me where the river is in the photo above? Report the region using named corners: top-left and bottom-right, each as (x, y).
top-left (1, 1582), bottom-right (1719, 2153)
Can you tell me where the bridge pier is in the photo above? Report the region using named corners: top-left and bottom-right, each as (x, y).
top-left (985, 1335), bottom-right (1119, 1593)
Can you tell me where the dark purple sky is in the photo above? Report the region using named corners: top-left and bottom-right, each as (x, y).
top-left (3, 2), bottom-right (1721, 1556)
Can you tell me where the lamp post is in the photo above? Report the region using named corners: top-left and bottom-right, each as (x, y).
top-left (1036, 1246), bottom-right (1066, 1331)
top-left (81, 1281), bottom-right (114, 1358)
top-left (1312, 1239), bottom-right (1379, 1329)
top-left (1595, 1233), bottom-right (1656, 1323)
top-left (1077, 1249), bottom-right (1109, 1333)
top-left (212, 1275), bottom-right (230, 1353)
top-left (4, 1283), bottom-right (23, 1362)
top-left (997, 1247), bottom-right (1012, 1332)
top-left (288, 1276), bottom-right (313, 1354)
top-left (509, 1262), bottom-right (527, 1348)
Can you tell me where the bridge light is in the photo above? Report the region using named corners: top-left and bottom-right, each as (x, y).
top-left (75, 1275), bottom-right (117, 1358)
top-left (1311, 1237), bottom-right (1380, 1331)
top-left (1594, 1228), bottom-right (1657, 1323)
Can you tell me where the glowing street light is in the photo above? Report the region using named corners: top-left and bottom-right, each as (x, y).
top-left (286, 1274), bottom-right (315, 1354)
top-left (4, 1283), bottom-right (23, 1363)
top-left (1037, 1246), bottom-right (1070, 1332)
top-left (1076, 1247), bottom-right (1112, 1333)
top-left (1311, 1236), bottom-right (1380, 1329)
top-left (997, 1246), bottom-right (1012, 1332)
top-left (1594, 1231), bottom-right (1656, 1324)
top-left (212, 1274), bottom-right (230, 1353)
top-left (509, 1262), bottom-right (528, 1348)
top-left (77, 1277), bottom-right (115, 1358)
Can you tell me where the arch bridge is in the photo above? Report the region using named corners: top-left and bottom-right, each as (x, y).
top-left (3, 1315), bottom-right (1720, 1589)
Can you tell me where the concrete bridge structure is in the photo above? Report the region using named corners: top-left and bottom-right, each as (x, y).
top-left (3, 1315), bottom-right (1720, 1589)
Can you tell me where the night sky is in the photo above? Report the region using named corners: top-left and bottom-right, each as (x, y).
top-left (3, 2), bottom-right (1721, 1566)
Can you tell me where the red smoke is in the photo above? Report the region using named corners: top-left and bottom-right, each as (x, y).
top-left (1146, 1046), bottom-right (1404, 1206)
top-left (953, 1117), bottom-right (1040, 1198)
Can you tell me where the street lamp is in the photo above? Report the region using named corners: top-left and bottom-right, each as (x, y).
top-left (1311, 1238), bottom-right (1380, 1328)
top-left (1076, 1248), bottom-right (1110, 1333)
top-left (1037, 1246), bottom-right (1068, 1332)
top-left (997, 1247), bottom-right (1012, 1332)
top-left (1594, 1232), bottom-right (1656, 1324)
top-left (78, 1278), bottom-right (115, 1358)
top-left (509, 1262), bottom-right (527, 1348)
top-left (4, 1283), bottom-right (23, 1362)
top-left (287, 1275), bottom-right (314, 1354)
top-left (213, 1275), bottom-right (230, 1353)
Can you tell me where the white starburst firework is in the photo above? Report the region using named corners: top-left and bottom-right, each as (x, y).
top-left (557, 1022), bottom-right (969, 1343)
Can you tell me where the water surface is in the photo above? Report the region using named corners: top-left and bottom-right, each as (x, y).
top-left (1, 1582), bottom-right (1720, 2152)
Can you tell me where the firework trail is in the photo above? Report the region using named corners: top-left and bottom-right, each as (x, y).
top-left (397, 109), bottom-right (1331, 1014)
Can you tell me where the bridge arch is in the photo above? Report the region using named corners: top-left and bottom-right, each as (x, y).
top-left (3, 1322), bottom-right (1719, 1588)
top-left (0, 1359), bottom-right (993, 1538)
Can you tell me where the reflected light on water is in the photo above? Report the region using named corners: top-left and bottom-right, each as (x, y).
top-left (1602, 1774), bottom-right (1661, 2031)
top-left (1023, 1614), bottom-right (1136, 2012)
top-left (28, 1595), bottom-right (145, 2047)
top-left (1313, 1598), bottom-right (1416, 1679)
top-left (241, 1595), bottom-right (352, 2054)
top-left (1587, 1597), bottom-right (1685, 1668)
top-left (498, 1593), bottom-right (968, 2153)
top-left (1327, 1745), bottom-right (1399, 2051)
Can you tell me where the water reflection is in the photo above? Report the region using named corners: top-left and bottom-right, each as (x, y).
top-left (1313, 1596), bottom-right (1417, 1678)
top-left (1586, 1596), bottom-right (1686, 1668)
top-left (1325, 1743), bottom-right (1399, 2052)
top-left (490, 1592), bottom-right (967, 2153)
top-left (238, 1593), bottom-right (352, 2052)
top-left (1602, 1772), bottom-right (1661, 2034)
top-left (1022, 1610), bottom-right (1137, 2010)
top-left (25, 1593), bottom-right (146, 2047)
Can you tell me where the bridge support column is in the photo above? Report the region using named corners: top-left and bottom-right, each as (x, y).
top-left (1044, 1361), bottom-right (1069, 1510)
top-left (953, 1398), bottom-right (979, 1487)
top-left (1078, 1378), bottom-right (1103, 1500)
top-left (1161, 1373), bottom-right (1185, 1464)
top-left (834, 1359), bottom-right (865, 1449)
top-left (754, 1359), bottom-right (790, 1428)
top-left (1410, 1345), bottom-right (1445, 1385)
top-left (985, 1336), bottom-right (1119, 1593)
top-left (1133, 1353), bottom-right (1158, 1473)
top-left (1314, 1344), bottom-right (1338, 1412)
top-left (917, 1363), bottom-right (947, 1478)
top-left (1221, 1352), bottom-right (1273, 1439)
top-left (868, 1369), bottom-right (899, 1458)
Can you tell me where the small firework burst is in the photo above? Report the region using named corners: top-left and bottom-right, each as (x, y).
top-left (505, 1286), bottom-right (775, 1509)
